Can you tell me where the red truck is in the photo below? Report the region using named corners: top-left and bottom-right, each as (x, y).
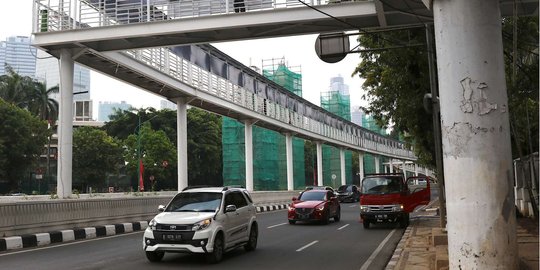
top-left (359, 173), bottom-right (431, 229)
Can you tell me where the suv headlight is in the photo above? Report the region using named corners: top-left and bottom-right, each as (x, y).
top-left (316, 205), bottom-right (325, 211)
top-left (192, 218), bottom-right (212, 231)
top-left (392, 204), bottom-right (404, 212)
top-left (360, 205), bottom-right (368, 213)
top-left (288, 205), bottom-right (295, 211)
top-left (148, 219), bottom-right (157, 231)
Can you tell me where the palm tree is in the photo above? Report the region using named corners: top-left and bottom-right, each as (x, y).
top-left (0, 65), bottom-right (35, 108)
top-left (28, 81), bottom-right (59, 122)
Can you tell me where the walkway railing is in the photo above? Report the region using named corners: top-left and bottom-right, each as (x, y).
top-left (34, 0), bottom-right (349, 32)
top-left (32, 0), bottom-right (416, 161)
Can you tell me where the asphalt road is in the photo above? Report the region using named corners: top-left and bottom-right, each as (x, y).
top-left (0, 204), bottom-right (404, 270)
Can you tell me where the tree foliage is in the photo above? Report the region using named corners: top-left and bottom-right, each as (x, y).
top-left (0, 99), bottom-right (48, 192)
top-left (124, 123), bottom-right (177, 190)
top-left (73, 127), bottom-right (124, 191)
top-left (105, 107), bottom-right (223, 188)
top-left (353, 18), bottom-right (539, 167)
top-left (353, 28), bottom-right (435, 166)
top-left (502, 16), bottom-right (539, 158)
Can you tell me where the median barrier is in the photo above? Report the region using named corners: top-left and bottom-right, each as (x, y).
top-left (0, 190), bottom-right (298, 237)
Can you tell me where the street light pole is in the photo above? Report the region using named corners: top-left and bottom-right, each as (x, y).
top-left (137, 114), bottom-right (141, 192)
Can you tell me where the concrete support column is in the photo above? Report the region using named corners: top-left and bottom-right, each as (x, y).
top-left (389, 159), bottom-right (394, 173)
top-left (285, 133), bottom-right (294, 191)
top-left (374, 156), bottom-right (380, 173)
top-left (414, 163), bottom-right (419, 176)
top-left (358, 152), bottom-right (365, 183)
top-left (57, 49), bottom-right (74, 198)
top-left (433, 0), bottom-right (517, 268)
top-left (245, 121), bottom-right (254, 191)
top-left (316, 141), bottom-right (323, 186)
top-left (177, 98), bottom-right (188, 192)
top-left (340, 148), bottom-right (346, 186)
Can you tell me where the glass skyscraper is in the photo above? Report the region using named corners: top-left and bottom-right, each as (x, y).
top-left (0, 36), bottom-right (37, 77)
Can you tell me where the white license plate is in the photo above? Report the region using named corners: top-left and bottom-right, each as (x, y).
top-left (163, 234), bottom-right (182, 240)
top-left (376, 214), bottom-right (387, 219)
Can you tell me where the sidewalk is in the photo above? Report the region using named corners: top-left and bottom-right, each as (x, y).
top-left (385, 200), bottom-right (539, 270)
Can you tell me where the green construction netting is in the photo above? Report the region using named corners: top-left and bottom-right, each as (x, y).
top-left (222, 118), bottom-right (306, 190)
top-left (322, 145), bottom-right (353, 188)
top-left (320, 91), bottom-right (351, 121)
top-left (262, 64), bottom-right (302, 97)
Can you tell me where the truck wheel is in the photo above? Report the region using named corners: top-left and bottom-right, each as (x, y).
top-left (399, 214), bottom-right (410, 228)
top-left (363, 220), bottom-right (370, 229)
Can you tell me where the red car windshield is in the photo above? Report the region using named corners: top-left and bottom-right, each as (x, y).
top-left (299, 192), bottom-right (326, 201)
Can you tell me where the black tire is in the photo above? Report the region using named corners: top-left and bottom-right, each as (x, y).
top-left (244, 223), bottom-right (258, 251)
top-left (363, 220), bottom-right (370, 229)
top-left (322, 210), bottom-right (330, 225)
top-left (206, 234), bottom-right (224, 264)
top-left (334, 208), bottom-right (341, 222)
top-left (400, 214), bottom-right (410, 228)
top-left (288, 220), bottom-right (296, 225)
top-left (145, 251), bottom-right (164, 262)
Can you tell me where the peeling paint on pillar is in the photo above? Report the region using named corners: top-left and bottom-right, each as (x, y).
top-left (460, 77), bottom-right (498, 115)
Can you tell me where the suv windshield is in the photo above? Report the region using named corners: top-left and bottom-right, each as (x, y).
top-left (166, 192), bottom-right (222, 212)
top-left (299, 192), bottom-right (326, 201)
top-left (361, 176), bottom-right (403, 195)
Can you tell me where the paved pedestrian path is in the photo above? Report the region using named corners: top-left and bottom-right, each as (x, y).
top-left (386, 199), bottom-right (539, 270)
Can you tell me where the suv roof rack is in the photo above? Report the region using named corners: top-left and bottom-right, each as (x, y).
top-left (222, 185), bottom-right (245, 191)
top-left (182, 185), bottom-right (213, 191)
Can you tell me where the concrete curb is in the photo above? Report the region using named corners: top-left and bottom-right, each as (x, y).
top-left (0, 203), bottom-right (288, 252)
top-left (385, 226), bottom-right (413, 270)
top-left (0, 221), bottom-right (149, 252)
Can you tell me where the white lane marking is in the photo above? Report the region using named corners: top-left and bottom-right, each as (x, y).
top-left (359, 229), bottom-right (397, 270)
top-left (296, 240), bottom-right (319, 252)
top-left (267, 222), bottom-right (287, 229)
top-left (337, 224), bottom-right (350, 230)
top-left (349, 204), bottom-right (358, 208)
top-left (0, 231), bottom-right (143, 257)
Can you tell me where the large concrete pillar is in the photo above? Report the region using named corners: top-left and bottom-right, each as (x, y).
top-left (433, 0), bottom-right (517, 268)
top-left (389, 159), bottom-right (394, 173)
top-left (57, 49), bottom-right (74, 198)
top-left (316, 141), bottom-right (323, 186)
top-left (414, 163), bottom-right (419, 176)
top-left (340, 148), bottom-right (346, 186)
top-left (285, 133), bottom-right (294, 191)
top-left (245, 121), bottom-right (254, 191)
top-left (358, 152), bottom-right (365, 183)
top-left (177, 98), bottom-right (188, 191)
top-left (374, 156), bottom-right (380, 173)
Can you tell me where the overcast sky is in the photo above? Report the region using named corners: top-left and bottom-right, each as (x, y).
top-left (1, 1), bottom-right (367, 118)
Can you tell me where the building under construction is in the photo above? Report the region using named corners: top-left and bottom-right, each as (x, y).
top-left (320, 76), bottom-right (353, 188)
top-left (222, 58), bottom-right (305, 190)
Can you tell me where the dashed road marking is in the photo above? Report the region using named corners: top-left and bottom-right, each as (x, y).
top-left (337, 224), bottom-right (350, 230)
top-left (267, 222), bottom-right (287, 229)
top-left (296, 240), bottom-right (319, 252)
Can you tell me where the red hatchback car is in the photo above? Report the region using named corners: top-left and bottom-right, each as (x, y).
top-left (288, 190), bottom-right (341, 224)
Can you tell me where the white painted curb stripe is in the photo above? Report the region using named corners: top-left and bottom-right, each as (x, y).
top-left (123, 223), bottom-right (133, 233)
top-left (5, 236), bottom-right (22, 250)
top-left (84, 227), bottom-right (97, 239)
top-left (104, 225), bottom-right (116, 236)
top-left (35, 233), bottom-right (51, 246)
top-left (61, 230), bottom-right (75, 242)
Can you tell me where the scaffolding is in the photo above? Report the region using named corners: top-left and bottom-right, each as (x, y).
top-left (362, 114), bottom-right (387, 174)
top-left (320, 76), bottom-right (352, 186)
top-left (222, 58), bottom-right (305, 190)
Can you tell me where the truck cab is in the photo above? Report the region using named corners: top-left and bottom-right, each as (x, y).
top-left (359, 173), bottom-right (431, 229)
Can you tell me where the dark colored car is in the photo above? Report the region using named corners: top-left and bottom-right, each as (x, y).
top-left (336, 184), bottom-right (360, 203)
top-left (287, 190), bottom-right (340, 225)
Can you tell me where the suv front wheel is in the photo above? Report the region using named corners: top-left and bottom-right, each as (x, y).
top-left (206, 233), bottom-right (224, 264)
top-left (145, 251), bottom-right (164, 262)
top-left (244, 223), bottom-right (258, 251)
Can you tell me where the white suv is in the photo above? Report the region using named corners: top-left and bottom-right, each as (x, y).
top-left (143, 186), bottom-right (258, 263)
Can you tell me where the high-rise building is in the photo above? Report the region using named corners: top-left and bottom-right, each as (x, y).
top-left (98, 101), bottom-right (132, 122)
top-left (36, 50), bottom-right (91, 101)
top-left (0, 36), bottom-right (37, 77)
top-left (160, 99), bottom-right (177, 110)
top-left (351, 106), bottom-right (364, 126)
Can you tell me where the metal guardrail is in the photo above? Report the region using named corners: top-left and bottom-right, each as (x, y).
top-left (32, 0), bottom-right (416, 160)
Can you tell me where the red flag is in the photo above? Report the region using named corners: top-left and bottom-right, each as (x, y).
top-left (139, 160), bottom-right (145, 191)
